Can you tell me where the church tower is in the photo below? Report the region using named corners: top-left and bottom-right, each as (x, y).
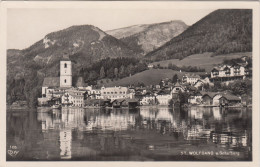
top-left (60, 59), bottom-right (72, 88)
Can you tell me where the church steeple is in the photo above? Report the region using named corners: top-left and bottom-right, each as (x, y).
top-left (60, 54), bottom-right (72, 88)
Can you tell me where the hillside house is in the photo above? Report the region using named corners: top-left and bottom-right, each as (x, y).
top-left (211, 64), bottom-right (249, 80)
top-left (148, 64), bottom-right (154, 69)
top-left (182, 74), bottom-right (201, 85)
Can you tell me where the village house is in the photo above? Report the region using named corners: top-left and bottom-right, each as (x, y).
top-left (89, 89), bottom-right (102, 99)
top-left (171, 82), bottom-right (186, 94)
top-left (201, 92), bottom-right (217, 105)
top-left (211, 64), bottom-right (249, 80)
top-left (182, 73), bottom-right (201, 85)
top-left (61, 88), bottom-right (86, 107)
top-left (148, 64), bottom-right (154, 69)
top-left (100, 86), bottom-right (133, 100)
top-left (156, 90), bottom-right (172, 106)
top-left (201, 92), bottom-right (241, 106)
top-left (140, 92), bottom-right (156, 105)
top-left (193, 77), bottom-right (213, 89)
top-left (188, 92), bottom-right (203, 104)
top-left (216, 93), bottom-right (241, 106)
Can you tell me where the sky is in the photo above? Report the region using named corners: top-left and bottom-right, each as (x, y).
top-left (7, 6), bottom-right (216, 50)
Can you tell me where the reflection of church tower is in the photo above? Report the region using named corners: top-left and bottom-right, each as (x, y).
top-left (60, 57), bottom-right (72, 88)
top-left (60, 129), bottom-right (72, 159)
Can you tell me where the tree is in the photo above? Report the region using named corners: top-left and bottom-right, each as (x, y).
top-left (114, 68), bottom-right (119, 78)
top-left (99, 66), bottom-right (105, 79)
top-left (168, 63), bottom-right (173, 69)
top-left (87, 71), bottom-right (99, 82)
top-left (119, 65), bottom-right (125, 78)
top-left (172, 74), bottom-right (178, 83)
top-left (106, 68), bottom-right (114, 78)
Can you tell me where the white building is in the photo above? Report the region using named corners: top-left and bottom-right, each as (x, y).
top-left (182, 74), bottom-right (201, 85)
top-left (155, 90), bottom-right (172, 105)
top-left (171, 82), bottom-right (186, 94)
top-left (100, 86), bottom-right (132, 100)
top-left (188, 92), bottom-right (203, 104)
top-left (211, 64), bottom-right (248, 78)
top-left (140, 92), bottom-right (156, 105)
top-left (61, 88), bottom-right (85, 107)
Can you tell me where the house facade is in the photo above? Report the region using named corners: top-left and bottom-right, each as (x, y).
top-left (182, 74), bottom-right (201, 85)
top-left (211, 64), bottom-right (249, 79)
top-left (100, 86), bottom-right (131, 100)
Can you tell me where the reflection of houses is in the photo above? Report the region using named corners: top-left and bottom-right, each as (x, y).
top-left (140, 108), bottom-right (156, 120)
top-left (87, 113), bottom-right (136, 131)
top-left (212, 107), bottom-right (222, 120)
top-left (155, 108), bottom-right (173, 123)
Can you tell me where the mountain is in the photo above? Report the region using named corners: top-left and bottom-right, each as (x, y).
top-left (7, 25), bottom-right (138, 107)
top-left (146, 9), bottom-right (252, 61)
top-left (106, 20), bottom-right (188, 54)
top-left (7, 25), bottom-right (139, 77)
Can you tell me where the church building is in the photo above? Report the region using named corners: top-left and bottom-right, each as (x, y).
top-left (41, 58), bottom-right (73, 98)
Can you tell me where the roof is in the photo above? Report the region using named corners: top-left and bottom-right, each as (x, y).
top-left (212, 65), bottom-right (231, 71)
top-left (183, 73), bottom-right (200, 78)
top-left (124, 98), bottom-right (139, 103)
top-left (201, 91), bottom-right (218, 98)
top-left (157, 89), bottom-right (171, 95)
top-left (174, 82), bottom-right (181, 87)
top-left (43, 77), bottom-right (59, 87)
top-left (219, 93), bottom-right (241, 101)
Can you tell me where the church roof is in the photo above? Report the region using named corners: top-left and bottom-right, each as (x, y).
top-left (43, 77), bottom-right (60, 87)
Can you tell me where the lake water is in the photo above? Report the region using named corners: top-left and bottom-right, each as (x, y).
top-left (7, 106), bottom-right (252, 161)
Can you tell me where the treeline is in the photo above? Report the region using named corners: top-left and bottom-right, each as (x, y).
top-left (7, 70), bottom-right (43, 107)
top-left (153, 62), bottom-right (205, 72)
top-left (78, 57), bottom-right (148, 84)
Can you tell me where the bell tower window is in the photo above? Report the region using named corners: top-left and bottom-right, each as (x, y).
top-left (64, 63), bottom-right (67, 68)
top-left (64, 79), bottom-right (67, 83)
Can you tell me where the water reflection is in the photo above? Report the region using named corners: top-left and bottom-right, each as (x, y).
top-left (7, 106), bottom-right (252, 161)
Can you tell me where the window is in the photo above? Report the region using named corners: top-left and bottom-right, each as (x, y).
top-left (64, 79), bottom-right (67, 83)
top-left (64, 63), bottom-right (67, 68)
